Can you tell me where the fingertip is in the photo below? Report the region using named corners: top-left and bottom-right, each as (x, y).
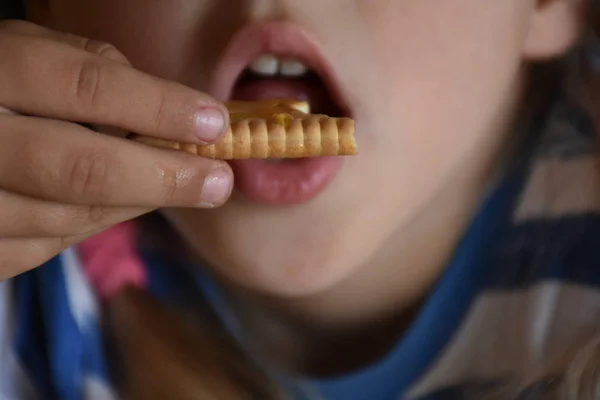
top-left (197, 163), bottom-right (234, 207)
top-left (194, 103), bottom-right (229, 144)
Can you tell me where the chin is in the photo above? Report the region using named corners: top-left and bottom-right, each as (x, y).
top-left (207, 243), bottom-right (358, 298)
top-left (164, 203), bottom-right (380, 298)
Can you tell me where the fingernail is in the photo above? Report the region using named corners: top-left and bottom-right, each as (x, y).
top-left (199, 168), bottom-right (232, 207)
top-left (195, 107), bottom-right (227, 143)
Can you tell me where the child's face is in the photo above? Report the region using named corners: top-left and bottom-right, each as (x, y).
top-left (38, 0), bottom-right (579, 297)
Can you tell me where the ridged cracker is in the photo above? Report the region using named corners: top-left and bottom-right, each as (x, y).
top-left (128, 99), bottom-right (357, 160)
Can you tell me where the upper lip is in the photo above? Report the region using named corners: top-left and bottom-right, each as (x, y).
top-left (208, 21), bottom-right (350, 115)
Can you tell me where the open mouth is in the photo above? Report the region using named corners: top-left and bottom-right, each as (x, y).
top-left (211, 22), bottom-right (351, 206)
top-left (232, 54), bottom-right (347, 166)
top-left (232, 54), bottom-right (346, 119)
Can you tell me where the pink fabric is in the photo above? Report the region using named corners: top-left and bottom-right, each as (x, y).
top-left (77, 221), bottom-right (147, 301)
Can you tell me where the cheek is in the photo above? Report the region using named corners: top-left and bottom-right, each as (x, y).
top-left (350, 0), bottom-right (531, 190)
top-left (359, 0), bottom-right (530, 130)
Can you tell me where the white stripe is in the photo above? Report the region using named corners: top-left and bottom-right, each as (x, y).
top-left (83, 377), bottom-right (117, 400)
top-left (0, 281), bottom-right (38, 400)
top-left (61, 248), bottom-right (99, 329)
top-left (514, 155), bottom-right (600, 222)
top-left (407, 282), bottom-right (600, 399)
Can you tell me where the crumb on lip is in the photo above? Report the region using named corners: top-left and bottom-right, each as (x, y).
top-left (271, 112), bottom-right (294, 128)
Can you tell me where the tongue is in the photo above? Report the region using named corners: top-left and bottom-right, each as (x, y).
top-left (231, 78), bottom-right (338, 115)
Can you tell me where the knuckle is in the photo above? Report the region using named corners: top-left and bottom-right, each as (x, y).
top-left (80, 204), bottom-right (108, 228)
top-left (63, 150), bottom-right (111, 201)
top-left (159, 164), bottom-right (198, 205)
top-left (82, 39), bottom-right (129, 64)
top-left (160, 167), bottom-right (183, 204)
top-left (73, 58), bottom-right (104, 108)
top-left (152, 86), bottom-right (169, 136)
top-left (39, 204), bottom-right (104, 236)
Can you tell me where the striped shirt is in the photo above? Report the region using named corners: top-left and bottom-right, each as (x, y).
top-left (2, 91), bottom-right (600, 399)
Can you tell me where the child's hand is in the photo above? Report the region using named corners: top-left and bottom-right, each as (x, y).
top-left (0, 21), bottom-right (233, 279)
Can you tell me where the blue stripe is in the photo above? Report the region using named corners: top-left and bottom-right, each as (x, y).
top-left (81, 320), bottom-right (111, 384)
top-left (141, 248), bottom-right (212, 312)
top-left (13, 270), bottom-right (53, 399)
top-left (35, 255), bottom-right (84, 400)
top-left (484, 214), bottom-right (600, 290)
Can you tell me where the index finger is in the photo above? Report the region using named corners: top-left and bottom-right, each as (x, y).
top-left (0, 33), bottom-right (228, 144)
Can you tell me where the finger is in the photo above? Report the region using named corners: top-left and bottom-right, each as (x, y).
top-left (0, 32), bottom-right (228, 144)
top-left (0, 115), bottom-right (234, 208)
top-left (0, 232), bottom-right (102, 281)
top-left (0, 20), bottom-right (130, 65)
top-left (0, 189), bottom-right (151, 238)
top-left (1, 102), bottom-right (128, 140)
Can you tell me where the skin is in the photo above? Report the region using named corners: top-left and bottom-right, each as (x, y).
top-left (0, 19), bottom-right (235, 279)
top-left (11, 0), bottom-right (586, 372)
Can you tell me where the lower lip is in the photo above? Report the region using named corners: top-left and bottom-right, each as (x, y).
top-left (229, 157), bottom-right (343, 206)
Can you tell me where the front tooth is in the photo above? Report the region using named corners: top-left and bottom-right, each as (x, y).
top-left (249, 54), bottom-right (279, 76)
top-left (279, 58), bottom-right (308, 77)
